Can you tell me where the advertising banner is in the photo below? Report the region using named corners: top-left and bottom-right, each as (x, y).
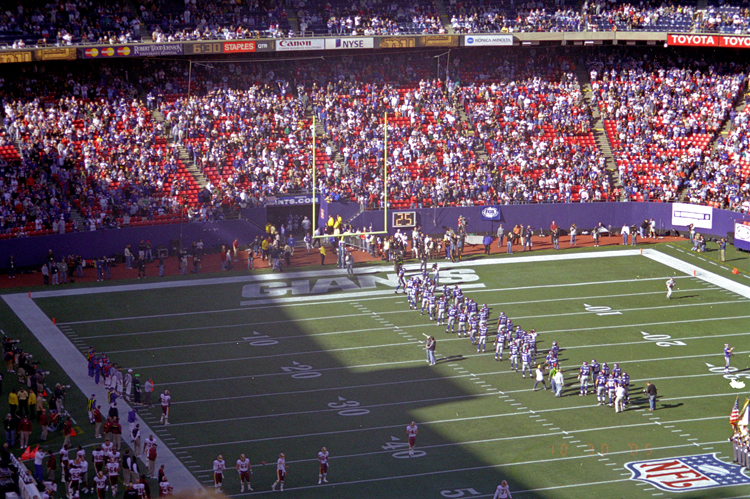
top-left (276, 39), bottom-right (324, 51)
top-left (464, 34), bottom-right (514, 46)
top-left (667, 34), bottom-right (718, 47)
top-left (324, 38), bottom-right (374, 50)
top-left (671, 202), bottom-right (713, 229)
top-left (479, 206), bottom-right (502, 221)
top-left (223, 41), bottom-right (256, 53)
top-left (133, 44), bottom-right (184, 56)
top-left (81, 46), bottom-right (133, 58)
top-left (734, 221), bottom-right (750, 250)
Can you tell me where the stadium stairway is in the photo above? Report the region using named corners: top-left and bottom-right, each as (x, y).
top-left (311, 110), bottom-right (344, 166)
top-left (285, 4), bottom-right (300, 34)
top-left (433, 0), bottom-right (455, 34)
top-left (150, 109), bottom-right (208, 189)
top-left (457, 105), bottom-right (489, 162)
top-left (575, 66), bottom-right (623, 199)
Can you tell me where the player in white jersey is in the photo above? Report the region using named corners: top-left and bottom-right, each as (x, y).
top-left (406, 421), bottom-right (418, 457)
top-left (158, 477), bottom-right (173, 497)
top-left (160, 390), bottom-right (171, 424)
top-left (93, 471), bottom-right (106, 499)
top-left (132, 480), bottom-right (146, 499)
top-left (213, 455), bottom-right (226, 493)
top-left (492, 479), bottom-right (513, 498)
top-left (271, 453), bottom-right (286, 491)
top-left (236, 454), bottom-right (252, 492)
top-left (666, 277), bottom-right (675, 299)
top-left (317, 446), bottom-right (329, 484)
top-left (106, 460), bottom-right (120, 496)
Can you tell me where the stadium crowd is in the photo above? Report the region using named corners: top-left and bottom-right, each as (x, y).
top-left (1, 47), bottom-right (750, 241)
top-left (8, 0), bottom-right (750, 47)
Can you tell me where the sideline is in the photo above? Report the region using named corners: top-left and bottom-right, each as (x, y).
top-left (1, 294), bottom-right (203, 494)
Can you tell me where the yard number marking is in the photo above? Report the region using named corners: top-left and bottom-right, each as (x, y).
top-left (242, 331), bottom-right (278, 346)
top-left (641, 331), bottom-right (685, 347)
top-left (440, 488), bottom-right (481, 497)
top-left (382, 436), bottom-right (426, 459)
top-left (281, 361), bottom-right (321, 379)
top-left (583, 303), bottom-right (621, 316)
top-left (328, 397), bottom-right (370, 416)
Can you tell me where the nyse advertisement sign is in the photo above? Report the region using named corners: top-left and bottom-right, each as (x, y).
top-left (276, 38), bottom-right (324, 51)
top-left (672, 202), bottom-right (712, 230)
top-left (464, 34), bottom-right (514, 46)
top-left (668, 33), bottom-right (750, 48)
top-left (325, 38), bottom-right (374, 50)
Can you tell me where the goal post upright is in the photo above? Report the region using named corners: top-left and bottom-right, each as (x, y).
top-left (310, 112), bottom-right (390, 239)
top-left (312, 114), bottom-right (317, 239)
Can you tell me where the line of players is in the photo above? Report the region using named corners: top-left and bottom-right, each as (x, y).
top-left (210, 447), bottom-right (330, 493)
top-left (44, 437), bottom-right (173, 499)
top-left (399, 272), bottom-right (550, 376)
top-left (400, 272), bottom-right (633, 407)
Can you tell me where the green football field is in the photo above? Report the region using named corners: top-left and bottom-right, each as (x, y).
top-left (3, 241), bottom-right (750, 499)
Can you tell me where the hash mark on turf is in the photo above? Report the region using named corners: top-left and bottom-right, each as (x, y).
top-left (577, 445), bottom-right (588, 448)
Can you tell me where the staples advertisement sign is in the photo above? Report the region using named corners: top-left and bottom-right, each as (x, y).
top-left (464, 34), bottom-right (513, 46)
top-left (223, 41), bottom-right (256, 53)
top-left (276, 39), bottom-right (324, 51)
top-left (667, 34), bottom-right (718, 47)
top-left (324, 38), bottom-right (373, 50)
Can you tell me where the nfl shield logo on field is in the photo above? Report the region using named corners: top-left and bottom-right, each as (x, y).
top-left (625, 453), bottom-right (750, 492)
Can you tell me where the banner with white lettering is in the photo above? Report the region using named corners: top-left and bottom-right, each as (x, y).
top-left (324, 38), bottom-right (374, 50)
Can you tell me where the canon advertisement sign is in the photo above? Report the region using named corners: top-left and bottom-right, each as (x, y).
top-left (668, 33), bottom-right (750, 48)
top-left (276, 39), bottom-right (325, 51)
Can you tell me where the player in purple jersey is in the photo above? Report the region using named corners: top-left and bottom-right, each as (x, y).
top-left (578, 362), bottom-right (591, 396)
top-left (595, 372), bottom-right (607, 405)
top-left (494, 327), bottom-right (506, 360)
top-left (725, 344), bottom-right (735, 373)
top-left (446, 305), bottom-right (457, 333)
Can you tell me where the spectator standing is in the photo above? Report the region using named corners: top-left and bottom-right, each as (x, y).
top-left (553, 369), bottom-right (564, 397)
top-left (147, 444), bottom-right (157, 478)
top-left (483, 234), bottom-right (492, 255)
top-left (18, 415), bottom-right (31, 449)
top-left (144, 378), bottom-right (154, 407)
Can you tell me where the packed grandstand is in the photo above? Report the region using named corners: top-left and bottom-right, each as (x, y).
top-left (0, 0), bottom-right (750, 242)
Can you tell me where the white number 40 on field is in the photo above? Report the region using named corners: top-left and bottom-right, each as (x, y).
top-left (641, 331), bottom-right (685, 347)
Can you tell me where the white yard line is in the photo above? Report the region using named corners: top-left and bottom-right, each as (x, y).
top-left (642, 249), bottom-right (750, 299)
top-left (211, 439), bottom-right (729, 497)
